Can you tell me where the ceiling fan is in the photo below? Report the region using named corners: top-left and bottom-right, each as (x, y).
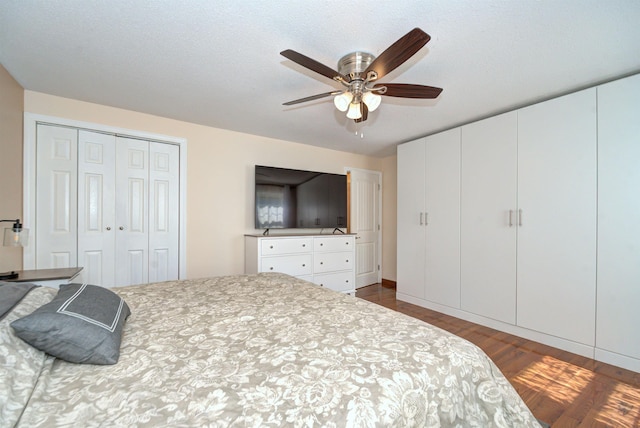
top-left (280, 28), bottom-right (443, 123)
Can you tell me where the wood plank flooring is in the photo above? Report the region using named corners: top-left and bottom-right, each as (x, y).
top-left (356, 283), bottom-right (640, 427)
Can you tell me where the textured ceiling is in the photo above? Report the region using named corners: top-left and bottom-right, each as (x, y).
top-left (2, 1), bottom-right (640, 157)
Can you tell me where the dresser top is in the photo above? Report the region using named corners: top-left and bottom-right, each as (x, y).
top-left (245, 233), bottom-right (356, 238)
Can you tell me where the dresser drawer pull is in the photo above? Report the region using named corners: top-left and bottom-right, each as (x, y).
top-left (320, 262), bottom-right (323, 265)
top-left (302, 264), bottom-right (306, 267)
top-left (270, 245), bottom-right (274, 249)
top-left (269, 267), bottom-right (274, 270)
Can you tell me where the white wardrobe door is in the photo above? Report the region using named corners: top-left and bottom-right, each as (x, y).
top-left (77, 130), bottom-right (116, 286)
top-left (396, 139), bottom-right (426, 300)
top-left (115, 137), bottom-right (149, 287)
top-left (148, 141), bottom-right (180, 283)
top-left (35, 124), bottom-right (78, 268)
top-left (461, 112), bottom-right (518, 323)
top-left (424, 128), bottom-right (461, 308)
top-left (517, 88), bottom-right (597, 345)
top-left (596, 73), bottom-right (640, 361)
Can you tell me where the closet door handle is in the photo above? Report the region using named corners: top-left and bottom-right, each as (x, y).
top-left (424, 212), bottom-right (429, 226)
top-left (518, 209), bottom-right (523, 227)
top-left (106, 226), bottom-right (112, 231)
top-left (420, 212), bottom-right (424, 225)
top-left (508, 210), bottom-right (513, 227)
top-left (119, 226), bottom-right (126, 231)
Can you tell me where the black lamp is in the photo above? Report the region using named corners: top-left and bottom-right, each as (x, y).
top-left (1, 219), bottom-right (29, 280)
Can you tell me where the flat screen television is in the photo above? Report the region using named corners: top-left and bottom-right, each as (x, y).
top-left (255, 165), bottom-right (347, 230)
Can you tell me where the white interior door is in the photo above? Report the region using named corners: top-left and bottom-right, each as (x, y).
top-left (149, 141), bottom-right (180, 283)
top-left (347, 168), bottom-right (381, 288)
top-left (460, 112), bottom-right (518, 323)
top-left (77, 130), bottom-right (116, 286)
top-left (517, 88), bottom-right (597, 346)
top-left (115, 137), bottom-right (149, 286)
top-left (424, 128), bottom-right (461, 308)
top-left (596, 73), bottom-right (640, 360)
top-left (396, 140), bottom-right (426, 299)
top-left (35, 124), bottom-right (78, 269)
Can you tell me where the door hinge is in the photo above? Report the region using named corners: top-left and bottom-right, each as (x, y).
top-left (378, 224), bottom-right (380, 231)
top-left (378, 264), bottom-right (381, 271)
top-left (378, 183), bottom-right (381, 191)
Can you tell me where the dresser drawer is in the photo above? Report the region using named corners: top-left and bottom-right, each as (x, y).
top-left (314, 251), bottom-right (353, 273)
top-left (314, 236), bottom-right (354, 252)
top-left (260, 254), bottom-right (313, 276)
top-left (261, 238), bottom-right (313, 255)
top-left (313, 271), bottom-right (354, 292)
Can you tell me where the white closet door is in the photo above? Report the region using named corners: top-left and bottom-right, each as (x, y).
top-left (148, 141), bottom-right (180, 283)
top-left (596, 73), bottom-right (640, 361)
top-left (424, 128), bottom-right (461, 308)
top-left (396, 139), bottom-right (426, 299)
top-left (461, 112), bottom-right (518, 323)
top-left (348, 169), bottom-right (381, 288)
top-left (115, 137), bottom-right (149, 286)
top-left (35, 124), bottom-right (78, 268)
top-left (77, 130), bottom-right (116, 286)
top-left (517, 88), bottom-right (597, 345)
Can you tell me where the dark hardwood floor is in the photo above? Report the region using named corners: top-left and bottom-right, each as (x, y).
top-left (356, 283), bottom-right (640, 427)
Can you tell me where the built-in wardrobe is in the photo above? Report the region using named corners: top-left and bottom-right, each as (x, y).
top-left (24, 118), bottom-right (184, 288)
top-left (397, 72), bottom-right (640, 372)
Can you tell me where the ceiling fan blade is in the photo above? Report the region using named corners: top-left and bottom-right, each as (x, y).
top-left (282, 91), bottom-right (339, 106)
top-left (365, 28), bottom-right (431, 80)
top-left (354, 103), bottom-right (368, 123)
top-left (281, 49), bottom-right (349, 82)
top-left (379, 83), bottom-right (443, 99)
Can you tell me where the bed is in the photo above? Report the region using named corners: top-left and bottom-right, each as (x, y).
top-left (1, 272), bottom-right (540, 427)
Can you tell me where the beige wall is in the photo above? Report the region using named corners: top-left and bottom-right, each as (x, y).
top-left (0, 65), bottom-right (24, 272)
top-left (24, 91), bottom-right (398, 281)
top-left (380, 154), bottom-right (397, 282)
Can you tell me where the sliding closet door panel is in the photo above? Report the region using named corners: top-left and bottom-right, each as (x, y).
top-left (517, 88), bottom-right (597, 345)
top-left (35, 124), bottom-right (78, 268)
top-left (148, 142), bottom-right (180, 283)
top-left (596, 73), bottom-right (640, 360)
top-left (424, 128), bottom-right (461, 308)
top-left (77, 130), bottom-right (116, 286)
top-left (461, 112), bottom-right (517, 323)
top-left (396, 139), bottom-right (426, 299)
top-left (115, 137), bottom-right (149, 286)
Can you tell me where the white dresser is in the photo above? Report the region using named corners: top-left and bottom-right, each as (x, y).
top-left (244, 234), bottom-right (356, 294)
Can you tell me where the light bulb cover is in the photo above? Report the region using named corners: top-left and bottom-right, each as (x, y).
top-left (346, 102), bottom-right (362, 119)
top-left (362, 91), bottom-right (382, 112)
top-left (333, 92), bottom-right (353, 112)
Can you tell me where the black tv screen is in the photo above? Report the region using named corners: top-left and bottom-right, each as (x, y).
top-left (255, 165), bottom-right (347, 229)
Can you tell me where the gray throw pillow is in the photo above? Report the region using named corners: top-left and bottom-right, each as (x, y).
top-left (10, 283), bottom-right (131, 365)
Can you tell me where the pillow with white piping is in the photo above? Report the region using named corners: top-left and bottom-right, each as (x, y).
top-left (11, 283), bottom-right (131, 365)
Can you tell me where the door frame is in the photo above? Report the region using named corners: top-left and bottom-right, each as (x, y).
top-left (345, 167), bottom-right (382, 286)
top-left (22, 113), bottom-right (188, 280)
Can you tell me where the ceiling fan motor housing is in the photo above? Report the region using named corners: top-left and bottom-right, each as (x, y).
top-left (337, 52), bottom-right (375, 79)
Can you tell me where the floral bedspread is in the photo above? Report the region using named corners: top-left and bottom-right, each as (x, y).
top-left (5, 273), bottom-right (540, 427)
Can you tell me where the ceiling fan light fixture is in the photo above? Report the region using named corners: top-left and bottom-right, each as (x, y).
top-left (346, 102), bottom-right (362, 120)
top-left (333, 91), bottom-right (353, 112)
top-left (362, 91), bottom-right (382, 112)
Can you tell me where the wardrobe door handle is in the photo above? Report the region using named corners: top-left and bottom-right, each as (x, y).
top-left (425, 212), bottom-right (429, 226)
top-left (518, 209), bottom-right (523, 227)
top-left (509, 210), bottom-right (513, 227)
top-left (420, 212), bottom-right (423, 225)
